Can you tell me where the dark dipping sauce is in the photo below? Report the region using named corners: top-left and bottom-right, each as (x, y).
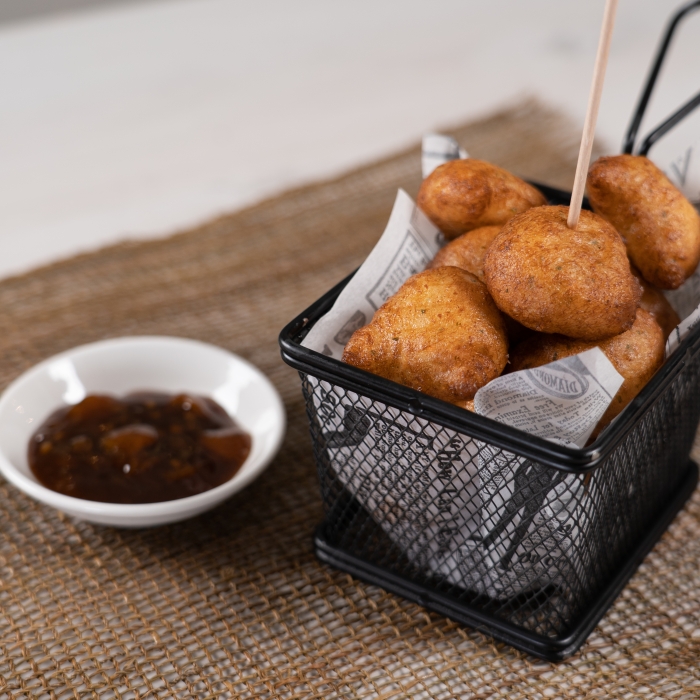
top-left (28, 393), bottom-right (252, 504)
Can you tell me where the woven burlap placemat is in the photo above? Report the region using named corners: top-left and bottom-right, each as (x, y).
top-left (1, 100), bottom-right (699, 699)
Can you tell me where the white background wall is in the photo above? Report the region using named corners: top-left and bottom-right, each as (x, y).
top-left (1, 0), bottom-right (698, 278)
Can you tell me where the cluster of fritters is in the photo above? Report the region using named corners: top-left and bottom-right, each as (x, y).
top-left (342, 154), bottom-right (700, 438)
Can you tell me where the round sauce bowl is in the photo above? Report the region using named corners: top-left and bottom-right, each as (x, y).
top-left (0, 336), bottom-right (285, 527)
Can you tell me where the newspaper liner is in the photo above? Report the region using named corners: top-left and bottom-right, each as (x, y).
top-left (302, 140), bottom-right (700, 597)
top-left (421, 133), bottom-right (468, 178)
top-left (662, 136), bottom-right (700, 207)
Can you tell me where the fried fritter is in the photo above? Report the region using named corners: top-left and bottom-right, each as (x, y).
top-left (428, 225), bottom-right (534, 346)
top-left (417, 159), bottom-right (546, 240)
top-left (483, 205), bottom-right (641, 341)
top-left (342, 267), bottom-right (508, 405)
top-left (509, 308), bottom-right (664, 436)
top-left (428, 225), bottom-right (501, 281)
top-left (588, 155), bottom-right (700, 289)
top-left (632, 267), bottom-right (680, 341)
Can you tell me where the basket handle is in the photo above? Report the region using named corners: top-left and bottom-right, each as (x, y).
top-left (622, 0), bottom-right (700, 155)
top-left (636, 89), bottom-right (700, 156)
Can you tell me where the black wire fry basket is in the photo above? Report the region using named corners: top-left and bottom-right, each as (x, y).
top-left (279, 2), bottom-right (700, 661)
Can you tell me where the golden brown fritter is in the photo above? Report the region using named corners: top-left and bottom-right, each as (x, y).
top-left (342, 267), bottom-right (508, 405)
top-left (632, 267), bottom-right (680, 340)
top-left (509, 308), bottom-right (664, 436)
top-left (428, 224), bottom-right (534, 346)
top-left (483, 205), bottom-right (641, 341)
top-left (416, 159), bottom-right (546, 240)
top-left (428, 225), bottom-right (501, 280)
top-left (588, 155), bottom-right (700, 289)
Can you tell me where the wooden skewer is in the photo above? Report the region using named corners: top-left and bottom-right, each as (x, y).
top-left (568, 0), bottom-right (619, 229)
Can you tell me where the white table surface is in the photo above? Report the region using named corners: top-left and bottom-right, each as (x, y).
top-left (1, 0), bottom-right (698, 279)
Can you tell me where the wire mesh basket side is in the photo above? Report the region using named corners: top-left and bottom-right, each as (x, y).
top-left (583, 347), bottom-right (700, 573)
top-left (298, 344), bottom-right (700, 640)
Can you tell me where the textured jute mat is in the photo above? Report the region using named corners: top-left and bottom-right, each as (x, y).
top-left (1, 100), bottom-right (699, 699)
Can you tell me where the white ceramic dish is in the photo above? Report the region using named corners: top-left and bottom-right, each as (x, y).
top-left (0, 336), bottom-right (285, 527)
